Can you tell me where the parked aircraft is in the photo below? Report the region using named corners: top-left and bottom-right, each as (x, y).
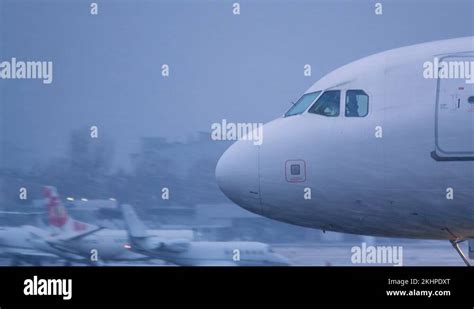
top-left (41, 186), bottom-right (194, 264)
top-left (121, 204), bottom-right (291, 266)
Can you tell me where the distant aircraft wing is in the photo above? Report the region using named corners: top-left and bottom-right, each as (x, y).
top-left (154, 238), bottom-right (190, 253)
top-left (0, 211), bottom-right (44, 215)
top-left (48, 226), bottom-right (104, 241)
top-left (0, 247), bottom-right (57, 259)
top-left (191, 261), bottom-right (238, 266)
top-left (16, 250), bottom-right (57, 258)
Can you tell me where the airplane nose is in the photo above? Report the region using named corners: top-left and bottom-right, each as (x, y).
top-left (216, 140), bottom-right (262, 215)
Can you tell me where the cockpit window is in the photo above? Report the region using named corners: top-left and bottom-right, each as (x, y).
top-left (308, 90), bottom-right (340, 117)
top-left (285, 91), bottom-right (321, 117)
top-left (345, 90), bottom-right (369, 117)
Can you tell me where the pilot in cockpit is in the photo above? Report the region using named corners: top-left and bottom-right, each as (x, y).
top-left (346, 93), bottom-right (360, 117)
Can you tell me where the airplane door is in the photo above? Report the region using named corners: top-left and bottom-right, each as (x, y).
top-left (433, 54), bottom-right (474, 161)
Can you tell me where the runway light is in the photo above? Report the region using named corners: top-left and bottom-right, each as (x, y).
top-left (66, 197), bottom-right (74, 201)
top-left (109, 198), bottom-right (116, 201)
top-left (123, 243), bottom-right (131, 250)
top-left (81, 198), bottom-right (88, 202)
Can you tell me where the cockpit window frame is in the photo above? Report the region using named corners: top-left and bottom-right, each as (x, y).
top-left (345, 89), bottom-right (369, 118)
top-left (307, 89), bottom-right (341, 117)
top-left (284, 91), bottom-right (322, 117)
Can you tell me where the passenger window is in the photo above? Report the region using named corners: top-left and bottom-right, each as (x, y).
top-left (345, 90), bottom-right (369, 117)
top-left (308, 90), bottom-right (340, 117)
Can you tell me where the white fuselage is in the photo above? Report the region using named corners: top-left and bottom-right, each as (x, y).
top-left (216, 37), bottom-right (474, 240)
top-left (49, 229), bottom-right (194, 261)
top-left (136, 241), bottom-right (290, 266)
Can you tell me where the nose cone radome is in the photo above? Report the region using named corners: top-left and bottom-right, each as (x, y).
top-left (216, 140), bottom-right (262, 215)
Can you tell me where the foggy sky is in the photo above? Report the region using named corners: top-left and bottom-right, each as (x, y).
top-left (1, 0), bottom-right (473, 169)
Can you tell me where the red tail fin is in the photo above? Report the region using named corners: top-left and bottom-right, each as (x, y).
top-left (43, 186), bottom-right (68, 227)
top-left (43, 186), bottom-right (97, 235)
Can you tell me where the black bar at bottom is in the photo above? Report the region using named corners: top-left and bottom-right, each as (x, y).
top-left (0, 267), bottom-right (472, 306)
